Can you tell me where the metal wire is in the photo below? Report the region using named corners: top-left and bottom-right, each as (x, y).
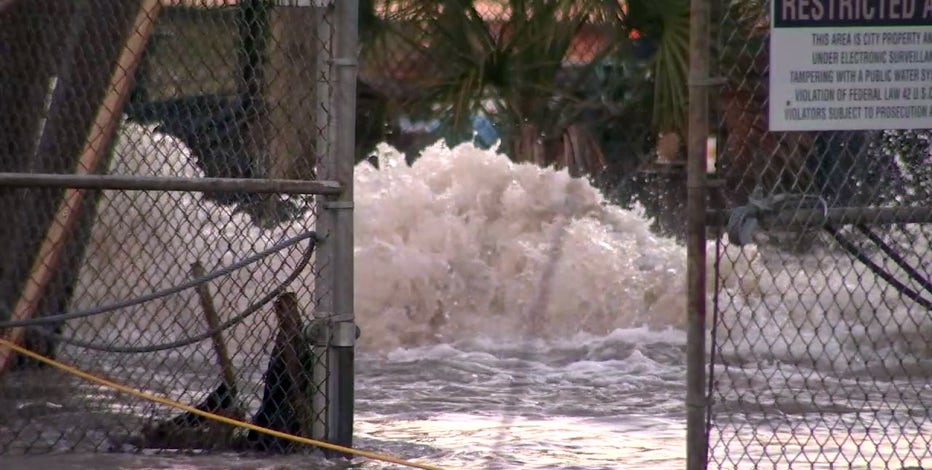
top-left (29, 235), bottom-right (316, 354)
top-left (824, 225), bottom-right (932, 311)
top-left (855, 224), bottom-right (932, 297)
top-left (705, 234), bottom-right (723, 443)
top-left (0, 231), bottom-right (316, 330)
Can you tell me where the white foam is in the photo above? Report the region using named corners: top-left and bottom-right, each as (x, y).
top-left (73, 126), bottom-right (686, 355)
top-left (356, 142), bottom-right (687, 350)
top-left (71, 125), bottom-right (316, 359)
top-left (714, 235), bottom-right (931, 369)
top-left (72, 124), bottom-right (928, 364)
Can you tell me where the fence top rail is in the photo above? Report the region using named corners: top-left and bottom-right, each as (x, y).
top-left (708, 206), bottom-right (932, 228)
top-left (0, 173), bottom-right (343, 195)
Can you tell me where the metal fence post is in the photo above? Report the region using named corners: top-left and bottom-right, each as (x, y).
top-left (313, 0), bottom-right (335, 446)
top-left (326, 0), bottom-right (358, 454)
top-left (686, 0), bottom-right (711, 468)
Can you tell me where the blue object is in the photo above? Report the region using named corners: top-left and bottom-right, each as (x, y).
top-left (471, 113), bottom-right (499, 148)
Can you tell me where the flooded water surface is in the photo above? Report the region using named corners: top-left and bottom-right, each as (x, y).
top-left (1, 127), bottom-right (929, 469)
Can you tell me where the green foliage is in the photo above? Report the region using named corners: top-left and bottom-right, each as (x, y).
top-left (362, 0), bottom-right (691, 174)
top-left (628, 0), bottom-right (689, 136)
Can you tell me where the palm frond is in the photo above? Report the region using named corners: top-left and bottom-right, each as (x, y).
top-left (363, 0), bottom-right (641, 176)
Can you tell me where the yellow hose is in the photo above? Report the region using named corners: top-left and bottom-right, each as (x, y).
top-left (0, 338), bottom-right (447, 470)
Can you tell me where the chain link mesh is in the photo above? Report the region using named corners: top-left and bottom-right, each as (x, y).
top-left (2, 0), bottom-right (694, 458)
top-left (0, 0), bottom-right (339, 454)
top-left (709, 0), bottom-right (932, 467)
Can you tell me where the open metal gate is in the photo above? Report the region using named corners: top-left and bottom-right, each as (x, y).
top-left (687, 0), bottom-right (932, 468)
top-left (0, 0), bottom-right (357, 455)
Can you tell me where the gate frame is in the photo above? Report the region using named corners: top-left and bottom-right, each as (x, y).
top-left (685, 0), bottom-right (712, 468)
top-left (694, 0), bottom-right (932, 467)
top-left (320, 0), bottom-right (359, 452)
top-left (0, 0), bottom-right (359, 453)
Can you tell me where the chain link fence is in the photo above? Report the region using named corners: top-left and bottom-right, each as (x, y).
top-left (0, 0), bottom-right (355, 455)
top-left (707, 0), bottom-right (932, 467)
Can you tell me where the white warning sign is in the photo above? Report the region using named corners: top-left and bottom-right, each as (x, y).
top-left (769, 0), bottom-right (932, 131)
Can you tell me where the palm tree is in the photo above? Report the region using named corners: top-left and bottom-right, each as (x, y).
top-left (624, 0), bottom-right (689, 146)
top-left (360, 0), bottom-right (693, 178)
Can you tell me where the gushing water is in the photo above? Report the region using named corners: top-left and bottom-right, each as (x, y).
top-left (53, 125), bottom-right (694, 468)
top-left (73, 127), bottom-right (688, 354)
top-left (354, 142), bottom-right (686, 350)
top-left (5, 124), bottom-right (928, 469)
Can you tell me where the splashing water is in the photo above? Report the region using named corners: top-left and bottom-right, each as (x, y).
top-left (13, 124), bottom-right (924, 469)
top-left (74, 126), bottom-right (688, 354)
top-left (39, 125), bottom-right (693, 468)
top-left (716, 237), bottom-right (932, 371)
top-left (355, 142), bottom-right (687, 350)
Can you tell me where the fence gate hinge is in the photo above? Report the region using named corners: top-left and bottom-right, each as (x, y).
top-left (309, 312), bottom-right (358, 347)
